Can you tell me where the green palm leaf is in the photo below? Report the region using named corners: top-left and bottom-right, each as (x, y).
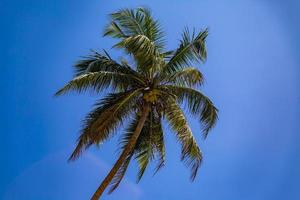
top-left (114, 34), bottom-right (161, 74)
top-left (73, 50), bottom-right (145, 81)
top-left (69, 89), bottom-right (142, 160)
top-left (164, 97), bottom-right (202, 180)
top-left (55, 71), bottom-right (144, 95)
top-left (119, 108), bottom-right (165, 182)
top-left (162, 67), bottom-right (204, 87)
top-left (104, 8), bottom-right (165, 76)
top-left (163, 85), bottom-right (218, 138)
top-left (105, 7), bottom-right (164, 49)
top-left (56, 7), bottom-right (218, 199)
top-left (107, 153), bottom-right (133, 194)
top-left (164, 28), bottom-right (208, 74)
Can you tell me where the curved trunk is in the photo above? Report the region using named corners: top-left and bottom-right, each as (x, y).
top-left (90, 105), bottom-right (150, 200)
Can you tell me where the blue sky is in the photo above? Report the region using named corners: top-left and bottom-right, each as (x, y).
top-left (1, 0), bottom-right (300, 199)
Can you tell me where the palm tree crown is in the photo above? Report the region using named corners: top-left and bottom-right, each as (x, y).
top-left (56, 7), bottom-right (218, 200)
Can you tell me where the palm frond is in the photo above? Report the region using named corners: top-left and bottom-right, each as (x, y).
top-left (137, 7), bottom-right (165, 49)
top-left (163, 28), bottom-right (208, 74)
top-left (56, 7), bottom-right (217, 197)
top-left (114, 34), bottom-right (161, 74)
top-left (104, 21), bottom-right (128, 39)
top-left (161, 50), bottom-right (175, 59)
top-left (163, 67), bottom-right (204, 87)
top-left (104, 8), bottom-right (165, 75)
top-left (74, 50), bottom-right (115, 76)
top-left (73, 50), bottom-right (144, 81)
top-left (135, 108), bottom-right (165, 181)
top-left (162, 85), bottom-right (218, 138)
top-left (164, 97), bottom-right (202, 180)
top-left (119, 108), bottom-right (165, 182)
top-left (55, 71), bottom-right (144, 96)
top-left (108, 153), bottom-right (133, 194)
top-left (69, 89), bottom-right (142, 160)
top-left (104, 7), bottom-right (164, 49)
top-left (151, 117), bottom-right (165, 175)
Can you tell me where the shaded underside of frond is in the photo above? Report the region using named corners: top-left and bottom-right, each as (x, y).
top-left (162, 85), bottom-right (218, 138)
top-left (163, 67), bottom-right (204, 87)
top-left (164, 97), bottom-right (202, 180)
top-left (74, 50), bottom-right (140, 76)
top-left (55, 70), bottom-right (144, 96)
top-left (118, 107), bottom-right (165, 182)
top-left (108, 153), bottom-right (133, 194)
top-left (114, 34), bottom-right (162, 74)
top-left (69, 89), bottom-right (143, 161)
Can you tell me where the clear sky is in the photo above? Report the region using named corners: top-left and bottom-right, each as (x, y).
top-left (1, 0), bottom-right (300, 199)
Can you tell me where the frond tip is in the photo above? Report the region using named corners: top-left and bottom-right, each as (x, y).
top-left (164, 28), bottom-right (208, 74)
top-left (164, 97), bottom-right (202, 180)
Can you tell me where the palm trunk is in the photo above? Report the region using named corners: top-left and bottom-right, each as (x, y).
top-left (90, 105), bottom-right (150, 200)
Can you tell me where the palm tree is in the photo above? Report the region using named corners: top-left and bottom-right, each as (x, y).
top-left (56, 7), bottom-right (218, 200)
